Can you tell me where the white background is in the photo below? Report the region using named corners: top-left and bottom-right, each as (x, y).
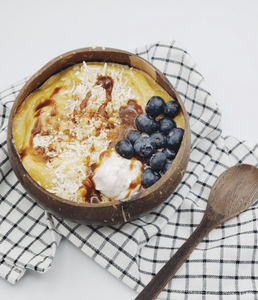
top-left (1, 1), bottom-right (258, 299)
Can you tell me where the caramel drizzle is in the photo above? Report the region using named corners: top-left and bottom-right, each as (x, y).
top-left (95, 76), bottom-right (113, 119)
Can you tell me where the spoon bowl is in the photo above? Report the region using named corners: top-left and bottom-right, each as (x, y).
top-left (209, 164), bottom-right (258, 219)
top-left (135, 164), bottom-right (258, 300)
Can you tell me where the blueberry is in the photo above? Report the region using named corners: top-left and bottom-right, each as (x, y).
top-left (150, 152), bottom-right (167, 172)
top-left (146, 96), bottom-right (166, 117)
top-left (162, 148), bottom-right (176, 160)
top-left (167, 128), bottom-right (184, 151)
top-left (135, 113), bottom-right (158, 135)
top-left (164, 100), bottom-right (181, 118)
top-left (141, 168), bottom-right (161, 188)
top-left (159, 117), bottom-right (176, 135)
top-left (134, 136), bottom-right (155, 158)
top-left (150, 132), bottom-right (167, 149)
top-left (115, 140), bottom-right (134, 159)
top-left (127, 131), bottom-right (141, 145)
top-left (163, 160), bottom-right (173, 174)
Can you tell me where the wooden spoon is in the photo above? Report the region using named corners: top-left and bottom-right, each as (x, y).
top-left (135, 164), bottom-right (258, 300)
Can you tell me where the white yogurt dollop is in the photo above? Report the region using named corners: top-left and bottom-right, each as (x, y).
top-left (92, 150), bottom-right (142, 201)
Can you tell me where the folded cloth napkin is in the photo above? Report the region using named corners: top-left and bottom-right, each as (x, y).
top-left (1, 40), bottom-right (258, 299)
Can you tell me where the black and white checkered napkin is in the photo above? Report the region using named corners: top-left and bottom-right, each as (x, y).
top-left (1, 40), bottom-right (258, 299)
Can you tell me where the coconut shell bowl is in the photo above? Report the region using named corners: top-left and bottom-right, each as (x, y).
top-left (7, 47), bottom-right (191, 225)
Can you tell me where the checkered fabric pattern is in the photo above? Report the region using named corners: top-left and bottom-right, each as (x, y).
top-left (1, 40), bottom-right (258, 299)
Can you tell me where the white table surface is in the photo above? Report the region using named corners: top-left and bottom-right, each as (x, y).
top-left (1, 1), bottom-right (258, 299)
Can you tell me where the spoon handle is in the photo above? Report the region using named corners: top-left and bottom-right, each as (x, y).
top-left (135, 207), bottom-right (224, 300)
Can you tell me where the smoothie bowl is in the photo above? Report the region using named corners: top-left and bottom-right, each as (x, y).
top-left (7, 47), bottom-right (191, 225)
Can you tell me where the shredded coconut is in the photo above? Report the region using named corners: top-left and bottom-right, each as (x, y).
top-left (32, 62), bottom-right (139, 202)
